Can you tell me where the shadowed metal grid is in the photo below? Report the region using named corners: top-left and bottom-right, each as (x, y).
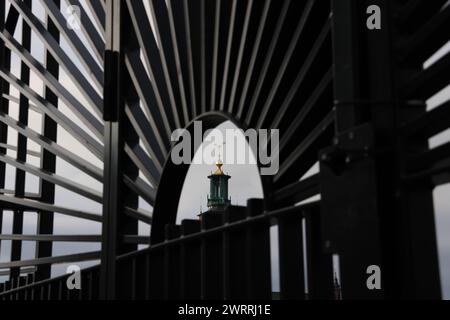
top-left (0, 0), bottom-right (448, 300)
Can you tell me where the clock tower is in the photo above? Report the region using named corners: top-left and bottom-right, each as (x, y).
top-left (207, 160), bottom-right (231, 211)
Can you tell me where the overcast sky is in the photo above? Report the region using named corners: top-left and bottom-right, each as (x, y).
top-left (0, 0), bottom-right (449, 299)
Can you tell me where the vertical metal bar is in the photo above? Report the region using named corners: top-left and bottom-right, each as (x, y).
top-left (35, 0), bottom-right (61, 282)
top-left (100, 0), bottom-right (138, 299)
top-left (222, 206), bottom-right (247, 300)
top-left (319, 124), bottom-right (383, 299)
top-left (4, 280), bottom-right (11, 295)
top-left (30, 282), bottom-right (35, 300)
top-left (368, 0), bottom-right (440, 299)
top-left (17, 277), bottom-right (26, 299)
top-left (57, 279), bottom-right (63, 300)
top-left (10, 0), bottom-right (32, 280)
top-left (39, 284), bottom-right (45, 301)
top-left (0, 0), bottom-right (11, 260)
top-left (200, 211), bottom-right (224, 300)
top-left (144, 254), bottom-right (150, 300)
top-left (148, 250), bottom-right (165, 299)
top-left (131, 258), bottom-right (137, 300)
top-left (47, 283), bottom-right (52, 300)
top-left (324, 0), bottom-right (384, 299)
top-left (245, 199), bottom-right (271, 299)
top-left (180, 219), bottom-right (201, 299)
top-left (91, 270), bottom-right (100, 299)
top-left (304, 208), bottom-right (334, 300)
top-left (86, 272), bottom-right (93, 300)
top-left (9, 277), bottom-right (15, 300)
top-left (24, 287), bottom-right (29, 301)
top-left (134, 255), bottom-right (147, 299)
top-left (328, 0), bottom-right (441, 299)
top-left (331, 0), bottom-right (362, 132)
top-left (100, 0), bottom-right (122, 300)
top-left (278, 214), bottom-right (305, 300)
top-left (77, 280), bottom-right (82, 300)
top-left (25, 274), bottom-right (33, 299)
top-left (66, 281), bottom-right (71, 300)
top-left (80, 271), bottom-right (88, 300)
top-left (164, 224), bottom-right (181, 299)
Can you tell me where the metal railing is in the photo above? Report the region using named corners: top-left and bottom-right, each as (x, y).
top-left (0, 0), bottom-right (448, 300)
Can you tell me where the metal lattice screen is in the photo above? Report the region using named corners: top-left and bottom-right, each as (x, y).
top-left (0, 0), bottom-right (448, 300)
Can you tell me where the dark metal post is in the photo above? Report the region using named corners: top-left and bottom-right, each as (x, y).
top-left (100, 0), bottom-right (123, 300)
top-left (0, 0), bottom-right (12, 260)
top-left (180, 219), bottom-right (201, 299)
top-left (100, 0), bottom-right (138, 299)
top-left (321, 0), bottom-right (385, 299)
top-left (200, 211), bottom-right (224, 299)
top-left (35, 0), bottom-right (61, 282)
top-left (278, 214), bottom-right (305, 299)
top-left (368, 0), bottom-right (440, 299)
top-left (10, 0), bottom-right (32, 280)
top-left (245, 199), bottom-right (271, 299)
top-left (325, 0), bottom-right (441, 299)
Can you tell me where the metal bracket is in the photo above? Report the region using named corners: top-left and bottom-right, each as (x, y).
top-left (103, 50), bottom-right (120, 122)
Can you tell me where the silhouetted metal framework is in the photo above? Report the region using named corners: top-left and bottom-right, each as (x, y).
top-left (0, 0), bottom-right (448, 300)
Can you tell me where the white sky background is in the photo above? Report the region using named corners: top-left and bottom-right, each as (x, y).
top-left (0, 0), bottom-right (448, 298)
top-left (176, 121), bottom-right (264, 223)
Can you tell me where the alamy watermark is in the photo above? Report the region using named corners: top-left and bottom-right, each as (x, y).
top-left (66, 265), bottom-right (81, 290)
top-left (367, 5), bottom-right (381, 30)
top-left (170, 121), bottom-right (279, 176)
top-left (66, 5), bottom-right (81, 31)
top-left (366, 265), bottom-right (381, 290)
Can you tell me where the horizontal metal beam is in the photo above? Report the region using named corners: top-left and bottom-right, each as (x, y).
top-left (279, 68), bottom-right (332, 152)
top-left (398, 0), bottom-right (448, 31)
top-left (85, 0), bottom-right (106, 36)
top-left (2, 94), bottom-right (40, 113)
top-left (0, 68), bottom-right (104, 160)
top-left (122, 202), bottom-right (320, 254)
top-left (123, 235), bottom-right (151, 244)
top-left (0, 195), bottom-right (102, 222)
top-left (125, 0), bottom-right (178, 131)
top-left (0, 30), bottom-right (104, 140)
top-left (0, 143), bottom-right (40, 158)
top-left (256, 0), bottom-right (319, 129)
top-left (124, 50), bottom-right (172, 149)
top-left (399, 4), bottom-right (450, 64)
top-left (124, 206), bottom-right (152, 225)
top-left (8, 0), bottom-right (104, 117)
top-left (124, 143), bottom-right (160, 188)
top-left (123, 175), bottom-right (156, 207)
top-left (0, 267), bottom-right (36, 277)
top-left (403, 50), bottom-right (450, 100)
top-left (65, 0), bottom-right (105, 63)
top-left (147, 0), bottom-right (183, 128)
top-left (270, 19), bottom-right (331, 130)
top-left (0, 152), bottom-right (102, 203)
top-left (0, 234), bottom-right (101, 242)
top-left (276, 110), bottom-right (334, 182)
top-left (403, 160), bottom-right (450, 187)
top-left (0, 251), bottom-right (101, 268)
top-left (0, 189), bottom-right (40, 199)
top-left (401, 100), bottom-right (450, 139)
top-left (406, 141), bottom-right (450, 187)
top-left (123, 97), bottom-right (166, 169)
top-left (243, 0), bottom-right (291, 124)
top-left (235, 0), bottom-right (271, 118)
top-left (273, 174), bottom-right (320, 204)
top-left (39, 0), bottom-right (104, 91)
top-left (0, 110), bottom-right (103, 181)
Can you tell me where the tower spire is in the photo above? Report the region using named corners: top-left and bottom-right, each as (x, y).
top-left (207, 156), bottom-right (231, 211)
